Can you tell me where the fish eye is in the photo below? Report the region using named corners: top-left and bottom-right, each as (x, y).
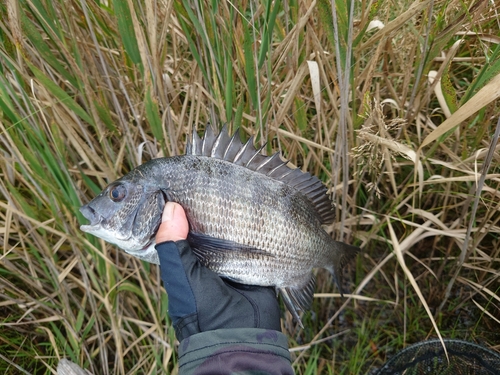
top-left (109, 184), bottom-right (127, 202)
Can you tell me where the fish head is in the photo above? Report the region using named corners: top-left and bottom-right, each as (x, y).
top-left (80, 179), bottom-right (165, 264)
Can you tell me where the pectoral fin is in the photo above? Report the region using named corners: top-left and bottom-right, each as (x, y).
top-left (187, 232), bottom-right (273, 261)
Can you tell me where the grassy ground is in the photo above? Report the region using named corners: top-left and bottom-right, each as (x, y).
top-left (1, 0), bottom-right (500, 373)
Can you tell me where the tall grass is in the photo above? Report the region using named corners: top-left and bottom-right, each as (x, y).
top-left (1, 0), bottom-right (499, 373)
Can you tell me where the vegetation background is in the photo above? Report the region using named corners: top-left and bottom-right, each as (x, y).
top-left (1, 0), bottom-right (499, 373)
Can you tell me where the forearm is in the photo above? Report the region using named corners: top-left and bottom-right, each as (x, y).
top-left (156, 231), bottom-right (293, 374)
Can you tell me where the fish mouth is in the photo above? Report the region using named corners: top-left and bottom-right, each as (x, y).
top-left (130, 239), bottom-right (154, 252)
top-left (79, 204), bottom-right (103, 232)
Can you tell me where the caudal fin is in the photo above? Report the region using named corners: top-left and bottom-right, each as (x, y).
top-left (329, 242), bottom-right (360, 296)
top-left (280, 242), bottom-right (359, 328)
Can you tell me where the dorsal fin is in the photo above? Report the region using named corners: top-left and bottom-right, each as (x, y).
top-left (201, 124), bottom-right (217, 156)
top-left (186, 125), bottom-right (335, 225)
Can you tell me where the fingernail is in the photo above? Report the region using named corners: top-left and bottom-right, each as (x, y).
top-left (162, 202), bottom-right (175, 222)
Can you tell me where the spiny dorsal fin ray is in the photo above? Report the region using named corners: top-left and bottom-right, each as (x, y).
top-left (233, 136), bottom-right (257, 166)
top-left (223, 130), bottom-right (245, 161)
top-left (245, 143), bottom-right (267, 169)
top-left (268, 163), bottom-right (293, 179)
top-left (211, 124), bottom-right (232, 159)
top-left (187, 129), bottom-right (202, 155)
top-left (186, 126), bottom-right (335, 225)
top-left (256, 152), bottom-right (283, 173)
top-left (201, 124), bottom-right (216, 156)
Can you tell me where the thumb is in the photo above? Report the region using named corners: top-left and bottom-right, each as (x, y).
top-left (156, 202), bottom-right (189, 243)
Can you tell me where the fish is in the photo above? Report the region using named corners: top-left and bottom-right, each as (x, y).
top-left (80, 125), bottom-right (359, 325)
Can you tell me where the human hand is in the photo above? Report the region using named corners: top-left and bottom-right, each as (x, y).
top-left (155, 201), bottom-right (189, 243)
top-left (155, 202), bottom-right (282, 342)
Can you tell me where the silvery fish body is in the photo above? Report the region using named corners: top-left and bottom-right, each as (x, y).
top-left (80, 126), bottom-right (359, 324)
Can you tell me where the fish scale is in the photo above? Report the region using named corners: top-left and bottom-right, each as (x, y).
top-left (80, 125), bottom-right (360, 326)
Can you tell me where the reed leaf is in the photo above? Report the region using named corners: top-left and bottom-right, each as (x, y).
top-left (0, 1), bottom-right (499, 374)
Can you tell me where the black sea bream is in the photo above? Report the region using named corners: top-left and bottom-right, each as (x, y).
top-left (80, 126), bottom-right (359, 325)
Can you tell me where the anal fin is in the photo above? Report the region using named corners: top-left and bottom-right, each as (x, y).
top-left (279, 275), bottom-right (316, 329)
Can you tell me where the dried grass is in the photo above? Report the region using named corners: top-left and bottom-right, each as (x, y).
top-left (1, 0), bottom-right (500, 373)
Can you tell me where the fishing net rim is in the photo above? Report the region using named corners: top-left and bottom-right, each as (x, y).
top-left (376, 338), bottom-right (500, 375)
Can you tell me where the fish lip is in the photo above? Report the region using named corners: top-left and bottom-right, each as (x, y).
top-left (139, 239), bottom-right (151, 250)
top-left (80, 223), bottom-right (102, 233)
top-left (79, 204), bottom-right (103, 230)
top-left (132, 240), bottom-right (153, 252)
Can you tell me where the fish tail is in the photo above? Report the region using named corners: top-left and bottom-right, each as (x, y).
top-left (327, 241), bottom-right (360, 296)
top-left (279, 242), bottom-right (359, 327)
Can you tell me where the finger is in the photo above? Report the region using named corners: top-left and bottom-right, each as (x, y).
top-left (156, 202), bottom-right (189, 243)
